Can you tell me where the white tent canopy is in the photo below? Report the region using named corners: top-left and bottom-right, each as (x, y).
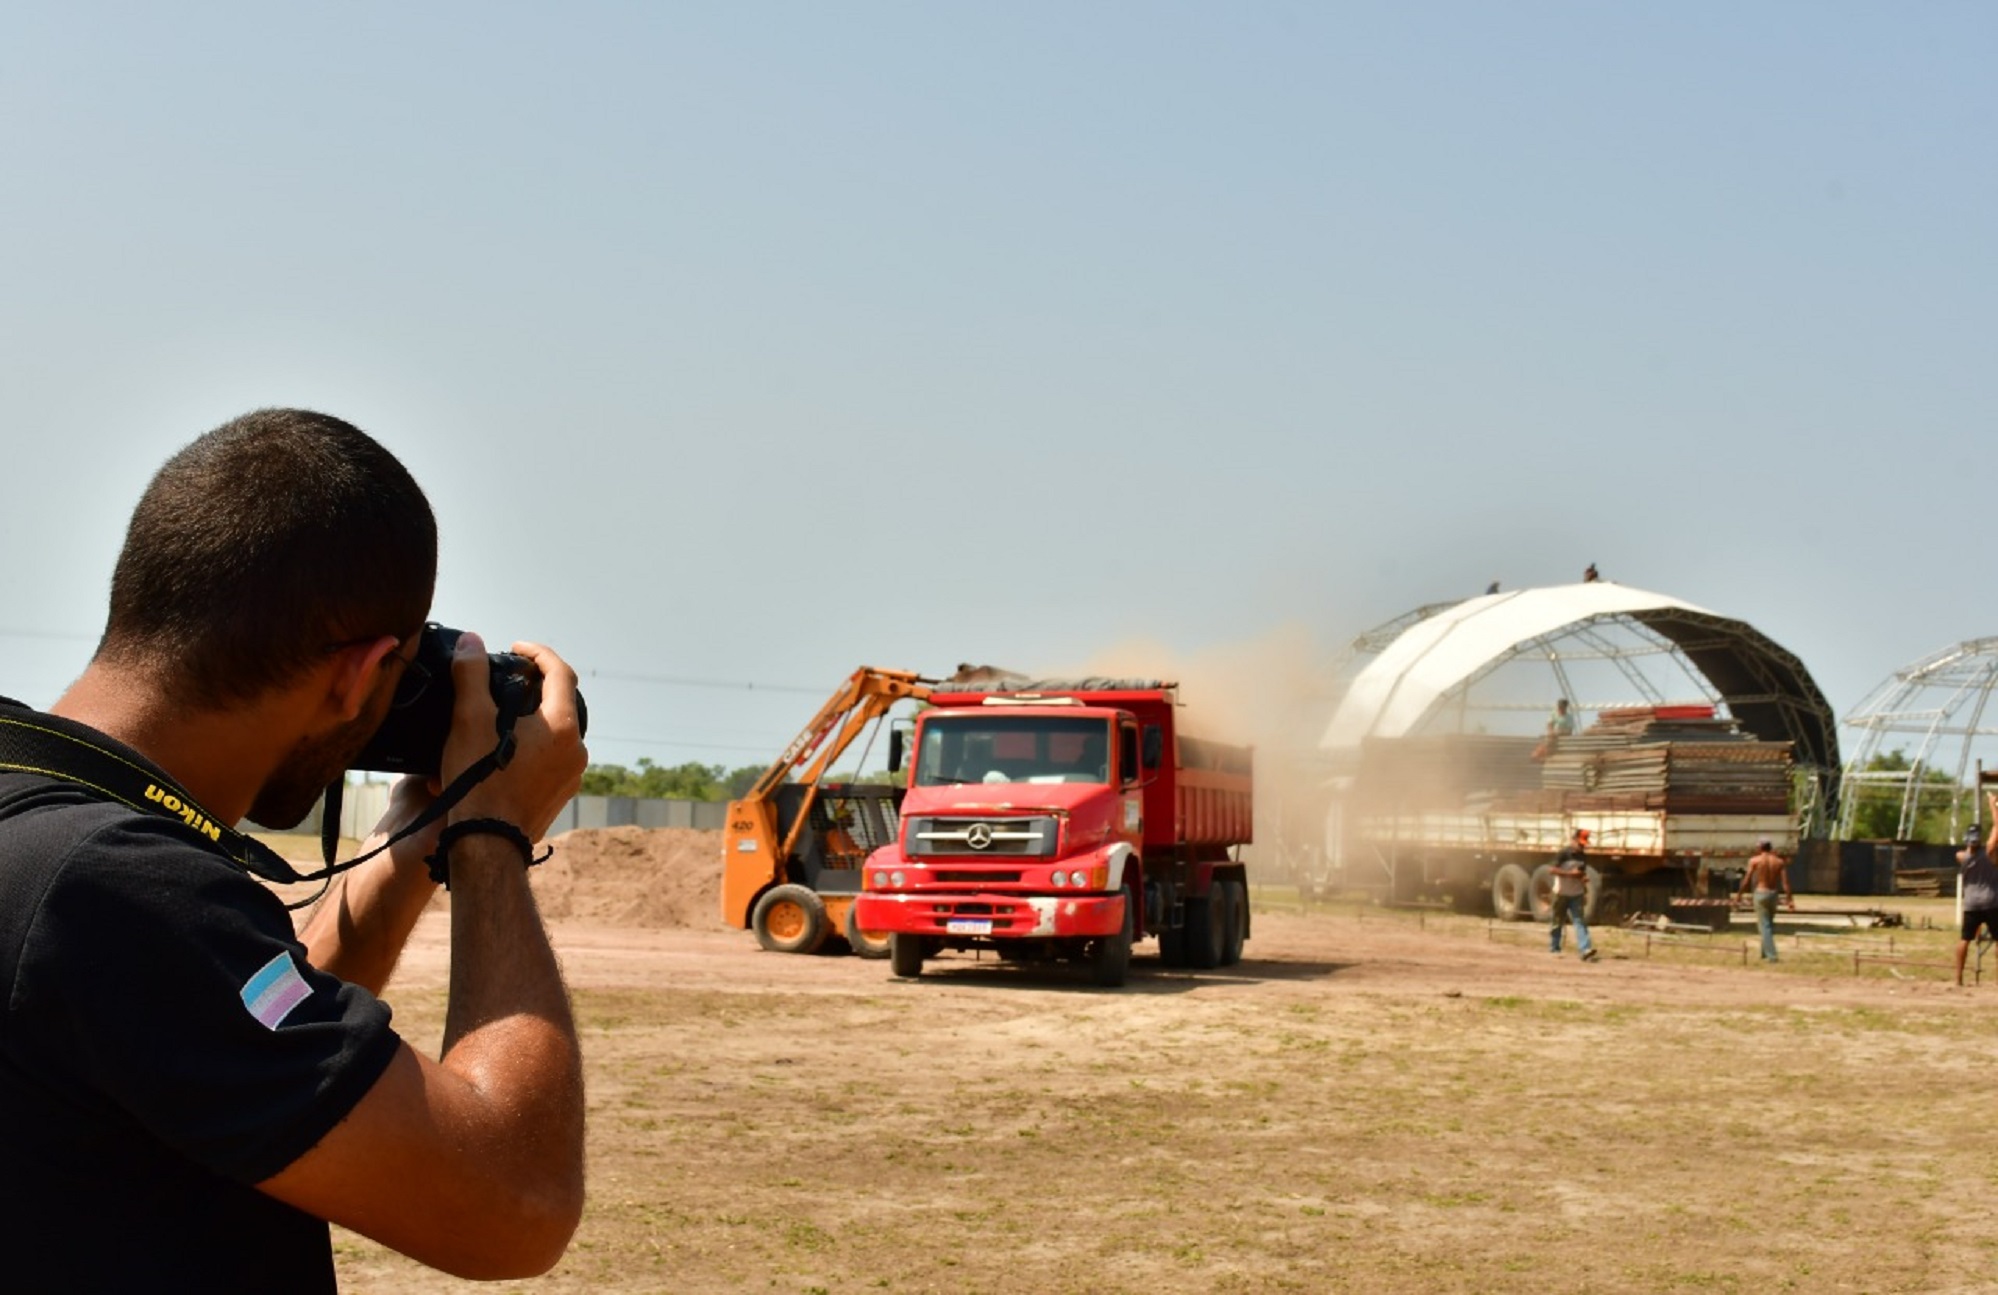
top-left (1323, 583), bottom-right (1716, 749)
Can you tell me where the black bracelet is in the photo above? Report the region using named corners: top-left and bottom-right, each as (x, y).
top-left (425, 818), bottom-right (552, 889)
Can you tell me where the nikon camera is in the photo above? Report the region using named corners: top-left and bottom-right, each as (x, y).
top-left (349, 624), bottom-right (588, 777)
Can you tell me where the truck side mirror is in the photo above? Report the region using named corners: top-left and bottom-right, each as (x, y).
top-left (889, 728), bottom-right (905, 774)
top-left (1142, 726), bottom-right (1163, 772)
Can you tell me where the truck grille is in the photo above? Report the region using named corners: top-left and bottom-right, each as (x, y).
top-left (907, 815), bottom-right (1058, 858)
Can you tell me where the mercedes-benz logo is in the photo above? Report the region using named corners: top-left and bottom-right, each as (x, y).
top-left (965, 822), bottom-right (994, 850)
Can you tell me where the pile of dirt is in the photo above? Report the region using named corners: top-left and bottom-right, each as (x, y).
top-left (529, 827), bottom-right (727, 930)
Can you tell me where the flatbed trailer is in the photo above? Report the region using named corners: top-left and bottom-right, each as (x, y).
top-left (1350, 809), bottom-right (1797, 925)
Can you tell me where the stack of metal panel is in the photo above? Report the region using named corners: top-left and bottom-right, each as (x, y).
top-left (1531, 706), bottom-right (1791, 814)
top-left (1352, 708), bottom-right (1793, 816)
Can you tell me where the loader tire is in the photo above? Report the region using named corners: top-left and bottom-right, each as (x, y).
top-left (844, 904), bottom-right (893, 960)
top-left (751, 884), bottom-right (830, 955)
top-left (1492, 863), bottom-right (1532, 922)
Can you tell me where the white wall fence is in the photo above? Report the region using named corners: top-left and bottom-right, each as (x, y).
top-left (307, 782), bottom-right (728, 842)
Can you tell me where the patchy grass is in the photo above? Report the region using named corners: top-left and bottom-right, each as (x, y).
top-left (332, 904), bottom-right (1998, 1294)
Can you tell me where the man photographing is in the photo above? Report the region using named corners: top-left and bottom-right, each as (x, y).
top-left (0, 409), bottom-right (588, 1289)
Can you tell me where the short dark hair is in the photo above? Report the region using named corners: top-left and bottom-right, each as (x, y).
top-left (98, 409), bottom-right (438, 708)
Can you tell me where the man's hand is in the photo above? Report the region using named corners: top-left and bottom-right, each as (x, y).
top-left (439, 633), bottom-right (586, 839)
top-left (297, 773), bottom-right (444, 991)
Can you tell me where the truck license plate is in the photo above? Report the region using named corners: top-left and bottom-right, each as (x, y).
top-left (946, 919), bottom-right (993, 935)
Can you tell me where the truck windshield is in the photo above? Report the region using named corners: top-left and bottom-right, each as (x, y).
top-left (915, 716), bottom-right (1112, 787)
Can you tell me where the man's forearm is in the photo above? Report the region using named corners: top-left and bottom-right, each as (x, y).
top-left (298, 844), bottom-right (440, 994)
top-left (439, 837), bottom-right (585, 1196)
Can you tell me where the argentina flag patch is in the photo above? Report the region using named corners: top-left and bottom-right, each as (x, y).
top-left (240, 951), bottom-right (312, 1030)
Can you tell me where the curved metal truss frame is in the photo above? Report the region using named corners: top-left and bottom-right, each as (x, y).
top-left (1837, 637), bottom-right (1998, 841)
top-left (1334, 600), bottom-right (1840, 835)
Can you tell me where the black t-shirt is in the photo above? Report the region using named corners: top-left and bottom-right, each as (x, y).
top-left (1553, 844), bottom-right (1588, 896)
top-left (0, 714), bottom-right (401, 1292)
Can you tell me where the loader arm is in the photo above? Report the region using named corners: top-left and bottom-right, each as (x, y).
top-left (720, 666), bottom-right (933, 928)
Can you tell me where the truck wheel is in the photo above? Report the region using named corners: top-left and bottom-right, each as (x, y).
top-left (1590, 875), bottom-right (1622, 926)
top-left (1492, 863), bottom-right (1532, 922)
top-left (1528, 864), bottom-right (1557, 922)
top-left (1219, 879), bottom-right (1247, 966)
top-left (1157, 920), bottom-right (1186, 967)
top-left (1091, 893), bottom-right (1134, 988)
top-left (889, 932), bottom-right (925, 979)
top-left (1184, 893), bottom-right (1224, 970)
top-left (751, 884), bottom-right (830, 955)
top-left (844, 904), bottom-right (892, 960)
top-left (1582, 865), bottom-right (1604, 924)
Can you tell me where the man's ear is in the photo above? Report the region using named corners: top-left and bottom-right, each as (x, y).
top-left (327, 636), bottom-right (402, 722)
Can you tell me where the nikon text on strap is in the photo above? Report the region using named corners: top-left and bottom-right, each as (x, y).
top-left (0, 700), bottom-right (305, 886)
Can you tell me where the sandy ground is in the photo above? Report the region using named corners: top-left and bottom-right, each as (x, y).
top-left (305, 829), bottom-right (1998, 1295)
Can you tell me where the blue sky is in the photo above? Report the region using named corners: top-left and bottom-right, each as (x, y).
top-left (2, 2), bottom-right (1991, 775)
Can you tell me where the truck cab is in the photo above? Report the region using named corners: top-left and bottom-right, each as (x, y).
top-left (853, 680), bottom-right (1253, 987)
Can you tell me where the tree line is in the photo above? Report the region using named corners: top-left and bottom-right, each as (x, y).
top-left (580, 758), bottom-right (765, 802)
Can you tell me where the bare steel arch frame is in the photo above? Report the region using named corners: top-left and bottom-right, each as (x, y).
top-left (1838, 638), bottom-right (1998, 841)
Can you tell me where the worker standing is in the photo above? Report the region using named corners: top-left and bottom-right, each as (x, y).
top-left (1548, 829), bottom-right (1598, 962)
top-left (1736, 837), bottom-right (1794, 963)
top-left (1954, 795), bottom-right (1998, 988)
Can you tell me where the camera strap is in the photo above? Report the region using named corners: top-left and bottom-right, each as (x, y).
top-left (0, 698), bottom-right (523, 912)
top-left (307, 718), bottom-right (519, 895)
top-left (0, 699), bottom-right (306, 886)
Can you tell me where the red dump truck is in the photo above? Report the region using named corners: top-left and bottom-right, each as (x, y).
top-left (851, 679), bottom-right (1253, 987)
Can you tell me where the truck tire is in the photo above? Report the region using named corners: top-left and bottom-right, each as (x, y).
top-left (1091, 894), bottom-right (1134, 988)
top-left (1219, 879), bottom-right (1247, 966)
top-left (844, 904), bottom-right (892, 960)
top-left (1528, 864), bottom-right (1557, 922)
top-left (889, 932), bottom-right (925, 979)
top-left (1157, 919), bottom-right (1186, 967)
top-left (751, 884), bottom-right (830, 955)
top-left (1492, 863), bottom-right (1532, 922)
top-left (1583, 865), bottom-right (1603, 924)
top-left (1184, 892), bottom-right (1224, 970)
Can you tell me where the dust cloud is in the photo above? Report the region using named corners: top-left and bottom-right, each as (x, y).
top-left (1067, 625), bottom-right (1342, 880)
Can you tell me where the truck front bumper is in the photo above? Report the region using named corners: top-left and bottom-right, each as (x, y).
top-left (853, 890), bottom-right (1127, 941)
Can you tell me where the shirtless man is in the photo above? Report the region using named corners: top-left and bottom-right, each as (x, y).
top-left (1736, 839), bottom-right (1793, 963)
top-left (1954, 794), bottom-right (1998, 987)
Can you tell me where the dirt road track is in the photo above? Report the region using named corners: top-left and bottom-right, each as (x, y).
top-left (333, 896), bottom-right (1998, 1295)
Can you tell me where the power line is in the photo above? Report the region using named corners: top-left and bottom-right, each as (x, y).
top-left (587, 673), bottom-right (818, 695)
top-left (580, 668), bottom-right (821, 695)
